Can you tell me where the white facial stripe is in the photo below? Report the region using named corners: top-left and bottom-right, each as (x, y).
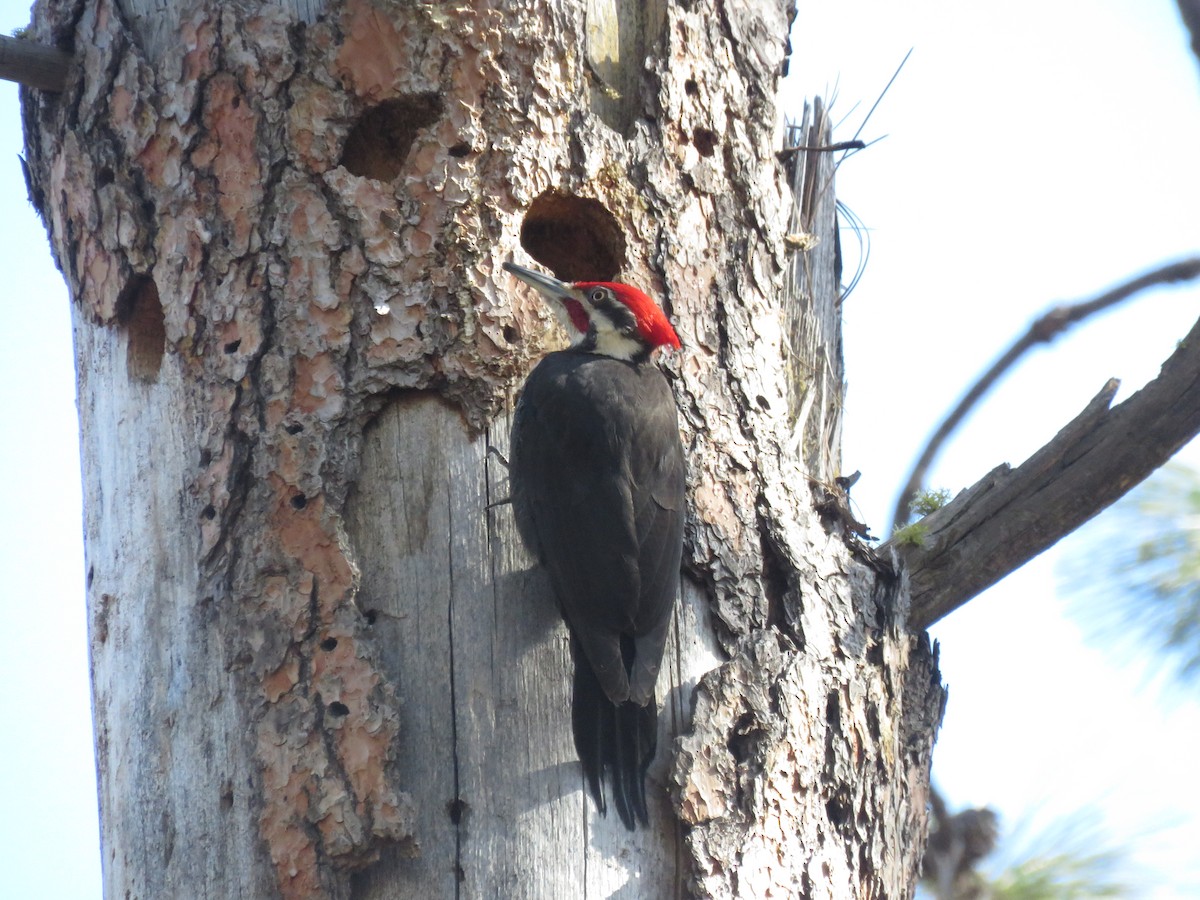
top-left (591, 329), bottom-right (642, 360)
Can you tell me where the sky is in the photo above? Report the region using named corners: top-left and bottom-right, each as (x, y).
top-left (0, 4), bottom-right (97, 898)
top-left (0, 0), bottom-right (1198, 897)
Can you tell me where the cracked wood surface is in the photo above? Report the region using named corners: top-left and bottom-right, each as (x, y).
top-left (889, 313), bottom-right (1200, 630)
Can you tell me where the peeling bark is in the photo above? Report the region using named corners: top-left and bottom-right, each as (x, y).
top-left (23, 0), bottom-right (945, 897)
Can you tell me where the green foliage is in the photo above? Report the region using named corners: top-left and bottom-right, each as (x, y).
top-left (912, 487), bottom-right (952, 518)
top-left (1060, 461), bottom-right (1200, 688)
top-left (919, 807), bottom-right (1134, 900)
top-left (989, 849), bottom-right (1129, 900)
top-left (893, 520), bottom-right (929, 547)
top-left (892, 488), bottom-right (952, 546)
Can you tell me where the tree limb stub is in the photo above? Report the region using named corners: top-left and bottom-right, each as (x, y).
top-left (889, 311), bottom-right (1200, 630)
top-left (0, 34), bottom-right (70, 92)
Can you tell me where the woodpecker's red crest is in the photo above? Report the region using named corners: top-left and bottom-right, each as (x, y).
top-left (503, 262), bottom-right (680, 360)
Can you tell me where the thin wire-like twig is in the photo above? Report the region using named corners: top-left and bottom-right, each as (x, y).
top-left (891, 257), bottom-right (1200, 531)
top-left (837, 49), bottom-right (911, 166)
top-left (835, 199), bottom-right (870, 300)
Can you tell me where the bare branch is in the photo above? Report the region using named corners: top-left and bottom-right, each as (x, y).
top-left (893, 257), bottom-right (1200, 529)
top-left (844, 48), bottom-right (912, 153)
top-left (887, 310), bottom-right (1200, 630)
top-left (1178, 0), bottom-right (1200, 69)
top-left (0, 34), bottom-right (70, 93)
top-left (777, 140), bottom-right (866, 159)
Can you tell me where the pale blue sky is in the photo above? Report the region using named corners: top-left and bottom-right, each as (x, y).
top-left (1, 0), bottom-right (1198, 896)
top-left (0, 4), bottom-right (96, 898)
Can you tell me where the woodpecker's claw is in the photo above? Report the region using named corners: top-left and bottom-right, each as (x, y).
top-left (485, 446), bottom-right (512, 510)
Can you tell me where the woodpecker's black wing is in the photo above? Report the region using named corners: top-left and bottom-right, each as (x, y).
top-left (626, 401), bottom-right (686, 705)
top-left (509, 349), bottom-right (685, 828)
top-left (511, 351), bottom-right (684, 701)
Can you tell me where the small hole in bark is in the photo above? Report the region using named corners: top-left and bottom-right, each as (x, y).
top-left (199, 449), bottom-right (212, 467)
top-left (518, 192), bottom-right (626, 282)
top-left (825, 691), bottom-right (840, 726)
top-left (448, 142), bottom-right (471, 158)
top-left (320, 637), bottom-right (338, 652)
top-left (865, 706), bottom-right (881, 741)
top-left (692, 127), bottom-right (718, 158)
top-left (760, 531), bottom-right (791, 632)
top-left (328, 701), bottom-right (350, 717)
top-left (285, 423), bottom-right (304, 435)
top-left (826, 793), bottom-right (851, 827)
top-left (727, 711), bottom-right (762, 764)
top-left (223, 339), bottom-right (241, 354)
top-left (447, 797), bottom-right (467, 824)
top-left (502, 324), bottom-right (519, 344)
top-left (97, 167), bottom-right (115, 186)
top-left (866, 641), bottom-right (883, 666)
top-left (116, 275), bottom-right (165, 382)
top-left (201, 504), bottom-right (217, 520)
top-left (220, 782), bottom-right (234, 812)
top-left (363, 609), bottom-right (378, 625)
top-left (684, 79), bottom-right (699, 96)
top-left (291, 494), bottom-right (308, 510)
top-left (341, 94), bottom-right (443, 182)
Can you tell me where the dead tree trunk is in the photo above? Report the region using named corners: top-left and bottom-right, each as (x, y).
top-left (22, 0), bottom-right (944, 896)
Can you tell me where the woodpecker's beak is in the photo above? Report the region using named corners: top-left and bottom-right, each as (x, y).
top-left (503, 262), bottom-right (577, 303)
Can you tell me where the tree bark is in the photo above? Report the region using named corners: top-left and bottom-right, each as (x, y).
top-left (22, 0), bottom-right (945, 897)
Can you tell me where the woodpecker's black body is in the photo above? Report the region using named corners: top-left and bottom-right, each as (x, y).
top-left (504, 263), bottom-right (684, 830)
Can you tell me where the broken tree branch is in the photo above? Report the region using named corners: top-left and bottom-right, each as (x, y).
top-left (893, 257), bottom-right (1200, 529)
top-left (887, 310), bottom-right (1200, 630)
top-left (777, 140), bottom-right (866, 159)
top-left (1178, 0), bottom-right (1200, 69)
top-left (0, 34), bottom-right (70, 93)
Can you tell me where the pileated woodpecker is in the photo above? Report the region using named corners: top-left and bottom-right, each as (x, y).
top-left (503, 261), bottom-right (685, 830)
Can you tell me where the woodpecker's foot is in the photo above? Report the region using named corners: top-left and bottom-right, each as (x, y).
top-left (485, 446), bottom-right (512, 509)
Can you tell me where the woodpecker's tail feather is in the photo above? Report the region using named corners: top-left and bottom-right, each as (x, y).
top-left (570, 636), bottom-right (658, 830)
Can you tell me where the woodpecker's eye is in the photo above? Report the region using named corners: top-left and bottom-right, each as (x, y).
top-left (590, 289), bottom-right (606, 303)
